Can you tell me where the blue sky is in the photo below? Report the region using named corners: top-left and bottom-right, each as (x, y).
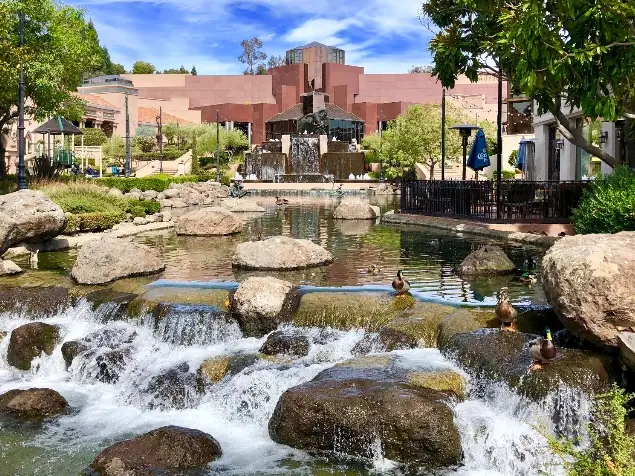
top-left (68, 0), bottom-right (435, 75)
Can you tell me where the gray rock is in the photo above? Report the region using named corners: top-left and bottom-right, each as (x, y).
top-left (220, 199), bottom-right (265, 213)
top-left (89, 426), bottom-right (222, 475)
top-left (260, 331), bottom-right (310, 357)
top-left (456, 245), bottom-right (516, 276)
top-left (333, 200), bottom-right (377, 220)
top-left (7, 322), bottom-right (61, 370)
top-left (0, 260), bottom-right (23, 276)
top-left (0, 388), bottom-right (68, 419)
top-left (0, 190), bottom-right (66, 255)
top-left (542, 233), bottom-right (635, 350)
top-left (71, 237), bottom-right (165, 285)
top-left (132, 217), bottom-right (149, 226)
top-left (142, 190), bottom-right (159, 200)
top-left (233, 236), bottom-right (333, 270)
top-left (163, 188), bottom-right (181, 199)
top-left (107, 188), bottom-right (123, 197)
top-left (171, 198), bottom-right (189, 208)
top-left (161, 211), bottom-right (172, 222)
top-left (126, 191), bottom-right (143, 201)
top-left (157, 192), bottom-right (166, 201)
top-left (231, 277), bottom-right (300, 337)
top-left (176, 207), bottom-right (244, 236)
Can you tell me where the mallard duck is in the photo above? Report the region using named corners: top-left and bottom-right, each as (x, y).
top-left (367, 264), bottom-right (381, 275)
top-left (392, 270), bottom-right (410, 296)
top-left (495, 287), bottom-right (517, 331)
top-left (528, 327), bottom-right (557, 371)
top-left (275, 196), bottom-right (290, 205)
top-left (519, 272), bottom-right (537, 285)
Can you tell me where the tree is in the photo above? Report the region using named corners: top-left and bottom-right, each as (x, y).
top-left (191, 65), bottom-right (197, 76)
top-left (163, 65), bottom-right (189, 74)
top-left (238, 37), bottom-right (267, 75)
top-left (422, 0), bottom-right (635, 168)
top-left (256, 64), bottom-right (268, 75)
top-left (74, 128), bottom-right (107, 146)
top-left (361, 132), bottom-right (382, 163)
top-left (111, 63), bottom-right (126, 75)
top-left (408, 65), bottom-right (433, 74)
top-left (132, 61), bottom-right (155, 74)
top-left (133, 135), bottom-right (155, 153)
top-left (0, 0), bottom-right (101, 176)
top-left (267, 55), bottom-right (286, 69)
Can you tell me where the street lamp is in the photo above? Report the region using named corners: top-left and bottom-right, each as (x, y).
top-left (156, 107), bottom-right (163, 174)
top-left (17, 11), bottom-right (27, 190)
top-left (449, 124), bottom-right (479, 180)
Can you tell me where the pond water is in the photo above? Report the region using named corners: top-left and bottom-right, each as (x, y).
top-left (0, 197), bottom-right (573, 476)
top-left (17, 196), bottom-right (547, 307)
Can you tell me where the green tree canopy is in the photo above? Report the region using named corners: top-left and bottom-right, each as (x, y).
top-left (73, 127), bottom-right (107, 146)
top-left (0, 0), bottom-right (102, 175)
top-left (163, 65), bottom-right (189, 74)
top-left (267, 55), bottom-right (286, 69)
top-left (190, 65), bottom-right (197, 76)
top-left (183, 124), bottom-right (248, 158)
top-left (83, 21), bottom-right (125, 78)
top-left (422, 0), bottom-right (635, 168)
top-left (132, 61), bottom-right (155, 74)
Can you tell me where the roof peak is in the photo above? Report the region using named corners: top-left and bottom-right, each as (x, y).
top-left (294, 41), bottom-right (340, 50)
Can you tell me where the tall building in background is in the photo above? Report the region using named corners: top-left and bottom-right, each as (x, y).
top-left (285, 42), bottom-right (345, 90)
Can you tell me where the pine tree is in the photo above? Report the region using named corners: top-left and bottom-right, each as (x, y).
top-left (191, 65), bottom-right (197, 76)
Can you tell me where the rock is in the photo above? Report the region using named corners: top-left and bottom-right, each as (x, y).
top-left (61, 340), bottom-right (89, 369)
top-left (181, 191), bottom-right (202, 206)
top-left (407, 370), bottom-right (467, 400)
top-left (231, 277), bottom-right (300, 337)
top-left (0, 388), bottom-right (68, 419)
top-left (333, 201), bottom-right (377, 220)
top-left (456, 245), bottom-right (516, 276)
top-left (160, 199), bottom-right (173, 208)
top-left (196, 354), bottom-right (259, 388)
top-left (139, 362), bottom-right (200, 410)
top-left (260, 331), bottom-right (310, 357)
top-left (370, 205), bottom-right (381, 217)
top-left (126, 191), bottom-right (142, 201)
top-left (7, 322), bottom-right (61, 370)
top-left (89, 426), bottom-right (222, 475)
top-left (132, 216), bottom-right (149, 226)
top-left (0, 190), bottom-right (66, 255)
top-left (233, 236), bottom-right (333, 270)
top-left (163, 188), bottom-right (180, 199)
top-left (436, 309), bottom-right (484, 348)
top-left (156, 192), bottom-right (166, 201)
top-left (142, 190), bottom-right (158, 200)
top-left (71, 237), bottom-right (165, 285)
top-left (176, 207), bottom-right (244, 236)
top-left (0, 331), bottom-right (7, 340)
top-left (161, 210), bottom-right (172, 222)
top-left (374, 183), bottom-right (399, 196)
top-left (269, 356), bottom-right (462, 469)
top-left (85, 348), bottom-right (131, 384)
top-left (441, 328), bottom-right (616, 401)
top-left (171, 198), bottom-right (188, 208)
top-left (220, 198), bottom-right (265, 213)
top-left (0, 260), bottom-right (23, 276)
top-left (618, 332), bottom-right (635, 371)
top-left (0, 286), bottom-right (71, 317)
top-left (107, 188), bottom-right (123, 197)
top-left (542, 233), bottom-right (635, 350)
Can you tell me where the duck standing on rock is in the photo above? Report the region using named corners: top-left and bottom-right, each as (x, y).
top-left (528, 327), bottom-right (557, 372)
top-left (495, 287), bottom-right (517, 331)
top-left (392, 270), bottom-right (410, 297)
top-left (275, 196), bottom-right (290, 206)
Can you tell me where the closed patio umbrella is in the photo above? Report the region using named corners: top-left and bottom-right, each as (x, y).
top-left (516, 139), bottom-right (527, 171)
top-left (466, 129), bottom-right (491, 171)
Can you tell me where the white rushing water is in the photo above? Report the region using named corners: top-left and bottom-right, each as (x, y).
top-left (0, 299), bottom-right (578, 475)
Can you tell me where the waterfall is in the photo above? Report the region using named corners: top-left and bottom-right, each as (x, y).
top-left (291, 136), bottom-right (320, 174)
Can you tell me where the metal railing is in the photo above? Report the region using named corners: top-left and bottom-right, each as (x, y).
top-left (401, 180), bottom-right (590, 223)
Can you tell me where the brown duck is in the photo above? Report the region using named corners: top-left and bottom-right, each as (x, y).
top-left (392, 270), bottom-right (410, 296)
top-left (495, 287), bottom-right (517, 331)
top-left (528, 327), bottom-right (557, 371)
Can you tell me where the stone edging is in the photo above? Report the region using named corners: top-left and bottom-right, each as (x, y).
top-left (381, 213), bottom-right (558, 248)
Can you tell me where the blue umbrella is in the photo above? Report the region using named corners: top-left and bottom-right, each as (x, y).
top-left (516, 139), bottom-right (527, 170)
top-left (466, 129), bottom-right (491, 171)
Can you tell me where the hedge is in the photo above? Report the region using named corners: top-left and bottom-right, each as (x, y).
top-left (64, 211), bottom-right (125, 234)
top-left (97, 175), bottom-right (200, 192)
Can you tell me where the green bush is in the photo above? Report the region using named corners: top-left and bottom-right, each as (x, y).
top-left (128, 205), bottom-right (146, 218)
top-left (0, 175), bottom-right (17, 195)
top-left (136, 199), bottom-right (161, 215)
top-left (492, 169), bottom-right (516, 180)
top-left (97, 175), bottom-right (199, 192)
top-left (133, 136), bottom-right (156, 153)
top-left (508, 150), bottom-right (518, 168)
top-left (572, 167), bottom-right (635, 234)
top-left (63, 211), bottom-right (124, 234)
top-left (74, 128), bottom-right (108, 147)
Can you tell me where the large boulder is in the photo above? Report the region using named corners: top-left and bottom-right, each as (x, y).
top-left (7, 322), bottom-right (61, 371)
top-left (333, 201), bottom-right (377, 220)
top-left (441, 329), bottom-right (616, 401)
top-left (542, 233), bottom-right (635, 350)
top-left (71, 237), bottom-right (165, 285)
top-left (231, 277), bottom-right (300, 337)
top-left (0, 259), bottom-right (23, 276)
top-left (176, 207), bottom-right (244, 236)
top-left (232, 236), bottom-right (333, 270)
top-left (0, 388), bottom-right (68, 419)
top-left (269, 355), bottom-right (462, 469)
top-left (456, 245), bottom-right (516, 276)
top-left (0, 190), bottom-right (66, 255)
top-left (0, 286), bottom-right (71, 317)
top-left (220, 198), bottom-right (265, 213)
top-left (89, 426), bottom-right (222, 476)
top-left (260, 331), bottom-right (310, 357)
top-left (197, 354), bottom-right (259, 389)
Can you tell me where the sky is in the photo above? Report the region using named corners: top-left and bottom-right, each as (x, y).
top-left (68, 0), bottom-right (435, 75)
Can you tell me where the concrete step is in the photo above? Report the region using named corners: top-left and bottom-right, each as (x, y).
top-left (618, 332), bottom-right (635, 370)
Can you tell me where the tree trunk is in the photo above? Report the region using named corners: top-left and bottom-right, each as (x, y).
top-left (429, 161), bottom-right (436, 180)
top-left (550, 106), bottom-right (621, 169)
top-left (0, 140), bottom-right (6, 178)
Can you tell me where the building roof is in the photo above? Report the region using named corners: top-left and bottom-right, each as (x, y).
top-left (33, 116), bottom-right (83, 135)
top-left (267, 103), bottom-right (363, 123)
top-left (138, 106), bottom-right (193, 125)
top-left (75, 93), bottom-right (119, 110)
top-left (293, 42), bottom-right (339, 50)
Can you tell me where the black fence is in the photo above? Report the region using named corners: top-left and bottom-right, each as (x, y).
top-left (401, 180), bottom-right (590, 223)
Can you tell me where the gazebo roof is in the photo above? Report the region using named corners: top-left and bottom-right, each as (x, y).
top-left (267, 103), bottom-right (363, 123)
top-left (33, 116), bottom-right (83, 135)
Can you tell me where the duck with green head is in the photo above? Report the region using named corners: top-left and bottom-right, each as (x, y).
top-left (392, 270), bottom-right (410, 297)
top-left (495, 287), bottom-right (517, 331)
top-left (528, 327), bottom-right (557, 371)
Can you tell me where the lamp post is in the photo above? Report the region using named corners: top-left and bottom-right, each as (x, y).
top-left (496, 67), bottom-right (503, 219)
top-left (441, 88), bottom-right (446, 181)
top-left (450, 124), bottom-right (479, 180)
top-left (156, 107), bottom-right (163, 174)
top-left (216, 110), bottom-right (220, 182)
top-left (125, 93), bottom-right (131, 177)
top-left (17, 12), bottom-right (27, 190)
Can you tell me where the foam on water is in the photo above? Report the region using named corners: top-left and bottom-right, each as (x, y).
top-left (0, 300), bottom-right (583, 475)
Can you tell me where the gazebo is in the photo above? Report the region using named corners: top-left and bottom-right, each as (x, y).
top-left (33, 116), bottom-right (84, 169)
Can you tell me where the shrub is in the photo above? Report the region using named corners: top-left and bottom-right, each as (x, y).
top-left (508, 150), bottom-right (518, 168)
top-left (133, 150), bottom-right (185, 161)
top-left (128, 205), bottom-right (146, 218)
top-left (0, 175), bottom-right (17, 195)
top-left (96, 175), bottom-right (199, 193)
top-left (45, 184), bottom-right (129, 215)
top-left (548, 385), bottom-right (635, 476)
top-left (132, 199), bottom-right (160, 215)
top-left (133, 136), bottom-right (156, 153)
top-left (76, 212), bottom-right (125, 232)
top-left (492, 169), bottom-right (516, 180)
top-left (572, 167), bottom-right (635, 234)
top-left (74, 128), bottom-right (108, 147)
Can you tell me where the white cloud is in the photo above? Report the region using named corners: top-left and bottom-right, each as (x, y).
top-left (284, 18), bottom-right (359, 44)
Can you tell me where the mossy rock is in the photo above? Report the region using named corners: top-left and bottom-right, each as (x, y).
top-left (441, 328), bottom-right (617, 401)
top-left (196, 354), bottom-right (259, 391)
top-left (472, 306), bottom-right (563, 335)
top-left (0, 331), bottom-right (7, 341)
top-left (7, 323), bottom-right (61, 371)
top-left (437, 309), bottom-right (487, 349)
top-left (0, 286), bottom-right (72, 317)
top-left (407, 370), bottom-right (466, 400)
top-left (293, 292), bottom-right (420, 332)
top-left (127, 288), bottom-right (230, 318)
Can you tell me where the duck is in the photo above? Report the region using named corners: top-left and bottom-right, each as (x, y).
top-left (495, 287), bottom-right (517, 331)
top-left (367, 264), bottom-right (381, 275)
top-left (29, 249), bottom-right (39, 269)
top-left (528, 327), bottom-right (557, 371)
top-left (392, 270), bottom-right (410, 296)
top-left (558, 232), bottom-right (567, 237)
top-left (275, 196), bottom-right (290, 206)
top-left (519, 272), bottom-right (538, 285)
